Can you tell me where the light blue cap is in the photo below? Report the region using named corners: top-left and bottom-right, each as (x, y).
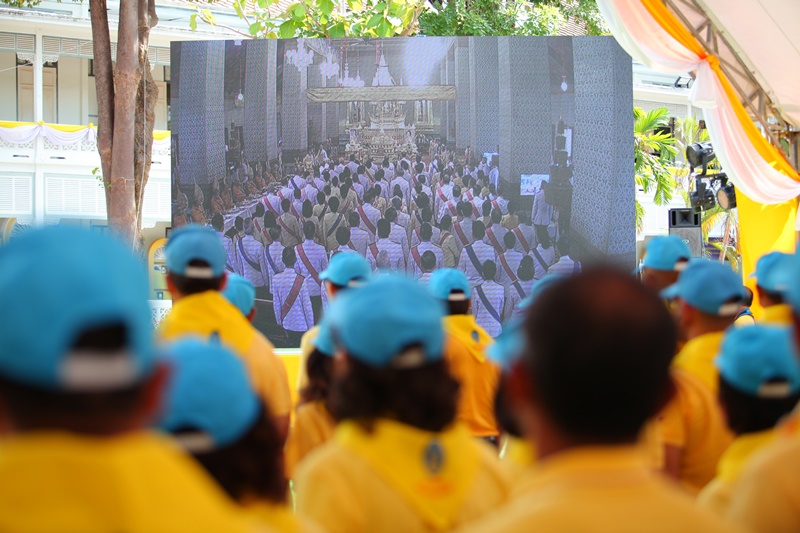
top-left (428, 268), bottom-right (471, 301)
top-left (222, 274), bottom-right (255, 317)
top-left (641, 235), bottom-right (692, 272)
top-left (716, 325), bottom-right (800, 398)
top-left (165, 224), bottom-right (226, 279)
top-left (517, 274), bottom-right (565, 310)
top-left (159, 339), bottom-right (260, 449)
top-left (320, 252), bottom-right (372, 287)
top-left (328, 275), bottom-right (445, 367)
top-left (313, 316), bottom-right (335, 356)
top-left (661, 260), bottom-right (746, 316)
top-left (488, 319), bottom-right (525, 371)
top-left (751, 252), bottom-right (793, 294)
top-left (0, 226), bottom-right (155, 391)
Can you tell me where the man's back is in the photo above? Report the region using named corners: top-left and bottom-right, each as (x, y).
top-left (0, 431), bottom-right (256, 533)
top-left (460, 446), bottom-right (738, 532)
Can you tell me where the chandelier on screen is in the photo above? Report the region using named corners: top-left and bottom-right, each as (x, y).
top-left (287, 40), bottom-right (314, 70)
top-left (319, 53), bottom-right (339, 79)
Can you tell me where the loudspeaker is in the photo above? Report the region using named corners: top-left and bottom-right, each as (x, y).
top-left (668, 208), bottom-right (703, 257)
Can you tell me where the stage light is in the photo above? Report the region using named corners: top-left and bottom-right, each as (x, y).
top-left (716, 176), bottom-right (737, 210)
top-left (560, 75), bottom-right (568, 92)
top-left (686, 141), bottom-right (715, 174)
top-left (674, 76), bottom-right (693, 89)
top-left (690, 177), bottom-right (716, 213)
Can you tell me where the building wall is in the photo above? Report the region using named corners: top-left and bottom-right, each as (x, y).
top-left (0, 52), bottom-right (17, 121)
top-left (57, 56), bottom-right (82, 125)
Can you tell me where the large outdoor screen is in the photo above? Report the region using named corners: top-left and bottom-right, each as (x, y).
top-left (170, 36), bottom-right (635, 348)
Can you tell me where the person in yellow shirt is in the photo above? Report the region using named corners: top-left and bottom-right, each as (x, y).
top-left (460, 267), bottom-right (737, 532)
top-left (294, 275), bottom-right (509, 532)
top-left (428, 268), bottom-right (500, 441)
top-left (698, 325), bottom-right (800, 515)
top-left (297, 252), bottom-right (372, 392)
top-left (751, 251), bottom-right (794, 326)
top-left (662, 259), bottom-right (747, 393)
top-left (158, 224), bottom-right (291, 439)
top-left (0, 226), bottom-right (256, 533)
top-left (159, 338), bottom-right (322, 532)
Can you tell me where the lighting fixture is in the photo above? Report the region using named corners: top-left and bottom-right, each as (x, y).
top-left (686, 141), bottom-right (716, 175)
top-left (689, 177), bottom-right (716, 213)
top-left (560, 75), bottom-right (568, 92)
top-left (716, 176), bottom-right (737, 210)
top-left (287, 40), bottom-right (314, 71)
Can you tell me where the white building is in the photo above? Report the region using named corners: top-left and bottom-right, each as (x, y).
top-left (0, 2), bottom-right (694, 251)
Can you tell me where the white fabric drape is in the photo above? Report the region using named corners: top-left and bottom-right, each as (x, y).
top-left (597, 0), bottom-right (800, 204)
top-left (0, 123), bottom-right (97, 145)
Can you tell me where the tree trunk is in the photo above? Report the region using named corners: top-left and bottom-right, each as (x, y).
top-left (134, 0), bottom-right (158, 248)
top-left (89, 0), bottom-right (114, 210)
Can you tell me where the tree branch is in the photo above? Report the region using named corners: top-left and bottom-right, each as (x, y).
top-left (89, 0), bottom-right (114, 202)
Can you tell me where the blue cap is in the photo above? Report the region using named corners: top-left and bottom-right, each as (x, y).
top-left (328, 275), bottom-right (445, 368)
top-left (222, 274), bottom-right (255, 317)
top-left (517, 274), bottom-right (565, 310)
top-left (640, 235), bottom-right (692, 272)
top-left (488, 319), bottom-right (525, 371)
top-left (313, 316), bottom-right (335, 356)
top-left (428, 268), bottom-right (471, 301)
top-left (165, 224), bottom-right (226, 279)
top-left (0, 226), bottom-right (155, 390)
top-left (159, 339), bottom-right (260, 450)
top-left (716, 326), bottom-right (800, 398)
top-left (320, 252), bottom-right (372, 287)
top-left (661, 260), bottom-right (746, 316)
top-left (751, 252), bottom-right (793, 294)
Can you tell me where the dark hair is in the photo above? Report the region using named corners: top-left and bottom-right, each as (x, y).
top-left (445, 290), bottom-right (470, 315)
top-left (330, 357), bottom-right (459, 433)
top-left (348, 212), bottom-right (360, 227)
top-left (328, 196), bottom-right (340, 212)
top-left (377, 219), bottom-right (390, 239)
top-left (263, 211), bottom-right (277, 228)
top-left (536, 225), bottom-right (552, 249)
top-left (517, 255), bottom-right (534, 281)
top-left (235, 216), bottom-right (244, 231)
top-left (316, 191), bottom-right (326, 205)
top-left (421, 250), bottom-right (436, 272)
top-left (300, 349), bottom-right (334, 406)
top-left (483, 260), bottom-right (497, 280)
top-left (494, 376), bottom-right (522, 437)
top-left (420, 223), bottom-right (433, 241)
top-left (302, 200), bottom-right (313, 218)
top-left (503, 231), bottom-right (516, 249)
top-left (254, 203), bottom-right (265, 217)
top-left (491, 209), bottom-right (502, 224)
top-left (385, 207), bottom-right (397, 223)
top-left (190, 408), bottom-right (287, 504)
top-left (720, 378), bottom-right (800, 435)
top-left (482, 200), bottom-right (492, 217)
top-left (472, 220), bottom-right (486, 240)
top-left (0, 324), bottom-right (150, 433)
top-left (282, 247), bottom-right (297, 268)
top-left (268, 226), bottom-right (281, 241)
top-left (211, 214), bottom-right (224, 231)
top-left (421, 207), bottom-right (432, 223)
top-left (523, 267), bottom-right (677, 443)
top-left (336, 226), bottom-right (351, 247)
top-left (169, 260), bottom-right (225, 294)
top-left (303, 221), bottom-right (316, 240)
top-left (440, 215), bottom-right (452, 230)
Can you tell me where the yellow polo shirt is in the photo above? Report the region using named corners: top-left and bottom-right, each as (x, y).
top-left (673, 331), bottom-right (725, 394)
top-left (761, 303), bottom-right (793, 326)
top-left (159, 290), bottom-right (291, 418)
top-left (458, 445), bottom-right (739, 532)
top-left (297, 325), bottom-right (320, 392)
top-left (285, 400), bottom-right (336, 478)
top-left (0, 431), bottom-right (259, 532)
top-left (698, 429), bottom-right (775, 516)
top-left (442, 314), bottom-right (500, 437)
top-left (651, 369), bottom-right (733, 494)
top-left (727, 434), bottom-right (800, 532)
top-left (245, 501), bottom-right (322, 533)
top-left (500, 436), bottom-right (536, 488)
top-left (294, 419), bottom-right (509, 532)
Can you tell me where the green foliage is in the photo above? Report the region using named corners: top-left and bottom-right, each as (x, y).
top-left (634, 107), bottom-right (678, 232)
top-left (192, 0), bottom-right (425, 39)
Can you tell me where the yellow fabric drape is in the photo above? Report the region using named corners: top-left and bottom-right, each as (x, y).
top-left (0, 120), bottom-right (171, 140)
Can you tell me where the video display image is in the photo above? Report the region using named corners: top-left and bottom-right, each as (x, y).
top-left (171, 36), bottom-right (634, 347)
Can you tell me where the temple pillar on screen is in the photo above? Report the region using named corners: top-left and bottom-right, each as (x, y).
top-left (307, 63), bottom-right (324, 148)
top-left (469, 37), bottom-right (499, 156)
top-left (282, 41), bottom-right (309, 153)
top-left (454, 37), bottom-right (471, 152)
top-left (265, 40), bottom-right (279, 162)
top-left (244, 41), bottom-right (272, 165)
top-left (175, 41), bottom-right (225, 187)
top-left (498, 37), bottom-right (551, 193)
top-left (446, 45), bottom-right (455, 146)
top-left (571, 37), bottom-right (635, 267)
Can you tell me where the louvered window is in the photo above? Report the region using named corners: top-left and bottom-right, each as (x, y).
top-left (45, 175), bottom-right (107, 218)
top-left (0, 173), bottom-right (33, 216)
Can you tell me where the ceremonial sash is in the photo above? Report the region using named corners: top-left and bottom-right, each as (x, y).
top-left (465, 191), bottom-right (473, 201)
top-left (325, 214), bottom-right (344, 238)
top-left (291, 202), bottom-right (302, 219)
top-left (437, 188), bottom-right (449, 206)
top-left (319, 203), bottom-right (329, 219)
top-left (280, 274), bottom-right (305, 322)
top-left (357, 206), bottom-right (376, 234)
top-left (531, 247), bottom-right (549, 276)
top-left (290, 176), bottom-right (302, 190)
top-left (439, 231), bottom-right (451, 247)
top-left (277, 189), bottom-right (285, 201)
top-left (264, 197), bottom-right (280, 216)
top-left (485, 228), bottom-right (503, 253)
top-left (447, 202), bottom-right (458, 217)
top-left (253, 219), bottom-right (272, 245)
top-left (278, 216), bottom-right (301, 242)
top-left (454, 223), bottom-right (470, 247)
top-left (475, 284), bottom-right (502, 325)
top-left (237, 238), bottom-right (262, 273)
top-left (513, 228), bottom-right (531, 254)
top-left (369, 243), bottom-right (380, 260)
top-left (414, 227), bottom-right (421, 242)
top-left (264, 246), bottom-right (279, 274)
top-left (464, 244), bottom-right (483, 274)
top-left (498, 254), bottom-right (527, 299)
top-left (471, 201), bottom-right (481, 219)
top-left (410, 246), bottom-right (422, 269)
top-left (492, 199), bottom-right (502, 214)
top-left (347, 240), bottom-right (356, 251)
top-left (364, 167), bottom-right (373, 181)
top-left (296, 244), bottom-right (321, 285)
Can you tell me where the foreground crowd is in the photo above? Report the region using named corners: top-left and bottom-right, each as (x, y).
top-left (1, 224), bottom-right (800, 532)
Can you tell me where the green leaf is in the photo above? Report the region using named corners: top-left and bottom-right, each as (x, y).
top-left (374, 2), bottom-right (387, 12)
top-left (348, 0), bottom-right (363, 11)
top-left (257, 0), bottom-right (267, 8)
top-left (318, 0), bottom-right (335, 17)
top-left (293, 3), bottom-right (306, 20)
top-left (249, 22), bottom-right (262, 35)
top-left (328, 21), bottom-right (346, 37)
top-left (366, 12), bottom-right (383, 28)
top-left (376, 18), bottom-right (391, 36)
top-left (233, 0), bottom-right (245, 20)
top-left (280, 19), bottom-right (297, 38)
top-left (189, 13), bottom-right (197, 31)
